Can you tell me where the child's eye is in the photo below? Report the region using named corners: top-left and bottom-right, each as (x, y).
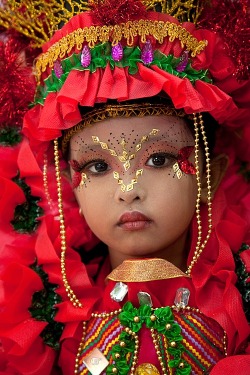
top-left (87, 160), bottom-right (110, 174)
top-left (146, 153), bottom-right (176, 167)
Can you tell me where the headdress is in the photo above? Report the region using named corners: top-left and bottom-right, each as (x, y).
top-left (0, 1), bottom-right (250, 373)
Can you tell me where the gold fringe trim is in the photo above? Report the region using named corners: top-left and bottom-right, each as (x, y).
top-left (36, 19), bottom-right (208, 81)
top-left (61, 103), bottom-right (186, 154)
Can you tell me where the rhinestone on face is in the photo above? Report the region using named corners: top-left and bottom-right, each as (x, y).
top-left (137, 291), bottom-right (153, 307)
top-left (110, 282), bottom-right (128, 302)
top-left (174, 287), bottom-right (190, 308)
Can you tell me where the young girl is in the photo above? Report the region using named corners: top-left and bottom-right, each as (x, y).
top-left (0, 1), bottom-right (250, 374)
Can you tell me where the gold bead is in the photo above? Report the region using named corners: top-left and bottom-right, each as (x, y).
top-left (165, 323), bottom-right (171, 330)
top-left (112, 367), bottom-right (118, 373)
top-left (150, 315), bottom-right (156, 321)
top-left (170, 341), bottom-right (176, 347)
top-left (114, 353), bottom-right (120, 359)
top-left (120, 341), bottom-right (126, 347)
top-left (179, 362), bottom-right (185, 368)
top-left (134, 316), bottom-right (140, 323)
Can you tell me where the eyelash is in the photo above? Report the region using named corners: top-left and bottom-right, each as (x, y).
top-left (71, 151), bottom-right (177, 177)
top-left (145, 152), bottom-right (177, 168)
top-left (78, 158), bottom-right (110, 175)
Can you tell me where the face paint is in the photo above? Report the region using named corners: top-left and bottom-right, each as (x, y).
top-left (172, 146), bottom-right (195, 179)
top-left (113, 169), bottom-right (144, 192)
top-left (91, 129), bottom-right (159, 191)
top-left (69, 159), bottom-right (87, 189)
top-left (92, 129), bottom-right (159, 172)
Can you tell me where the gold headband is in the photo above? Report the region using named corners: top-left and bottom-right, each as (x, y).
top-left (61, 102), bottom-right (186, 154)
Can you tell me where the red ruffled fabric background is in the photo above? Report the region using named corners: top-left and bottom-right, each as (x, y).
top-left (0, 9), bottom-right (250, 375)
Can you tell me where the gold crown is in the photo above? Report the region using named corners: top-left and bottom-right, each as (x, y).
top-left (0, 0), bottom-right (204, 48)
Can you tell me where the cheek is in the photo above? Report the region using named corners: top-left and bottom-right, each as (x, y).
top-left (151, 175), bottom-right (197, 213)
top-left (74, 183), bottom-right (110, 218)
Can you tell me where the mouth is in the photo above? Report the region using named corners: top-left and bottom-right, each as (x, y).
top-left (117, 211), bottom-right (152, 231)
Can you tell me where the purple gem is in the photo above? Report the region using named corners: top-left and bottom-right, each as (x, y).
top-left (54, 60), bottom-right (63, 78)
top-left (81, 45), bottom-right (91, 68)
top-left (141, 40), bottom-right (154, 65)
top-left (176, 50), bottom-right (189, 73)
top-left (111, 42), bottom-right (124, 62)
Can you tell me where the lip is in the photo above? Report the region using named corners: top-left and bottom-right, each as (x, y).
top-left (117, 211), bottom-right (152, 231)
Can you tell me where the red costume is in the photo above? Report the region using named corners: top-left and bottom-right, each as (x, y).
top-left (0, 1), bottom-right (250, 374)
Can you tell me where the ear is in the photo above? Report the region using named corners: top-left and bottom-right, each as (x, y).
top-left (201, 154), bottom-right (228, 203)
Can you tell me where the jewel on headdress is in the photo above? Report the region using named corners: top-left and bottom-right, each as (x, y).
top-left (141, 40), bottom-right (154, 65)
top-left (176, 50), bottom-right (189, 73)
top-left (110, 282), bottom-right (128, 302)
top-left (54, 60), bottom-right (63, 78)
top-left (111, 42), bottom-right (124, 62)
top-left (81, 45), bottom-right (91, 68)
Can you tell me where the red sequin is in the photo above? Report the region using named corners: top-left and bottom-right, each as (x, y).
top-left (69, 160), bottom-right (82, 189)
top-left (177, 146), bottom-right (196, 175)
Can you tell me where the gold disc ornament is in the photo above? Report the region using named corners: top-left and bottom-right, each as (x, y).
top-left (135, 363), bottom-right (160, 375)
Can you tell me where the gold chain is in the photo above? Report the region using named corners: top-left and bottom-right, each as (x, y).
top-left (186, 113), bottom-right (212, 275)
top-left (54, 139), bottom-right (82, 308)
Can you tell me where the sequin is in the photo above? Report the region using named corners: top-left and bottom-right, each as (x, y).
top-left (81, 45), bottom-right (91, 67)
top-left (54, 60), bottom-right (63, 78)
top-left (176, 50), bottom-right (189, 72)
top-left (112, 42), bottom-right (123, 62)
top-left (141, 40), bottom-right (154, 65)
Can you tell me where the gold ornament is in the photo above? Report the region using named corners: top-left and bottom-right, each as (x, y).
top-left (135, 363), bottom-right (160, 375)
top-left (186, 113), bottom-right (213, 276)
top-left (0, 0), bottom-right (90, 47)
top-left (0, 1), bottom-right (204, 49)
top-left (142, 0), bottom-right (204, 23)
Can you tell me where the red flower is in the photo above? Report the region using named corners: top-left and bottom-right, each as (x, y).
top-left (0, 262), bottom-right (57, 374)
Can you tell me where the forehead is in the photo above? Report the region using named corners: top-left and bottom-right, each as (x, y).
top-left (70, 115), bottom-right (193, 148)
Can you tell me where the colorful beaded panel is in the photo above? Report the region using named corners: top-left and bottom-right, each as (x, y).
top-left (77, 315), bottom-right (123, 374)
top-left (76, 308), bottom-right (226, 375)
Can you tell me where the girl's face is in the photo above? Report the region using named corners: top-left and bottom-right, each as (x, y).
top-left (69, 115), bottom-right (199, 270)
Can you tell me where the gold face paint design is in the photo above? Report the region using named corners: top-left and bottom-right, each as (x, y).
top-left (113, 169), bottom-right (143, 192)
top-left (92, 129), bottom-right (159, 172)
top-left (92, 129), bottom-right (159, 191)
top-left (172, 146), bottom-right (196, 179)
top-left (173, 162), bottom-right (183, 179)
top-left (80, 172), bottom-right (87, 187)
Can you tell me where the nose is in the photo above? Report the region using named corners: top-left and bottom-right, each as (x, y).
top-left (114, 181), bottom-right (145, 204)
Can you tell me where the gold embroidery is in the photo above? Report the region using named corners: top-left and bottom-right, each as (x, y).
top-left (35, 19), bottom-right (207, 81)
top-left (107, 258), bottom-right (190, 282)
